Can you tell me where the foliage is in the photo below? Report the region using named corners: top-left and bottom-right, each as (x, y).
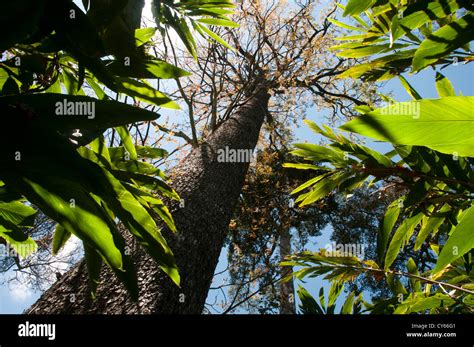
top-left (0, 0), bottom-right (237, 299)
top-left (284, 0), bottom-right (474, 314)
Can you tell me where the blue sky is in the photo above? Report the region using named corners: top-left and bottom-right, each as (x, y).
top-left (1, 1), bottom-right (473, 314)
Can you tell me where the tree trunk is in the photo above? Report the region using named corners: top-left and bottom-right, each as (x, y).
top-left (27, 90), bottom-right (270, 314)
top-left (279, 227), bottom-right (296, 314)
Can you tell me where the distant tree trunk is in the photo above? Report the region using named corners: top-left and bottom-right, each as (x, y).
top-left (279, 226), bottom-right (296, 314)
top-left (27, 89), bottom-right (270, 314)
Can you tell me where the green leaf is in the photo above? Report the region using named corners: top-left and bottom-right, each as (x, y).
top-left (394, 293), bottom-right (455, 314)
top-left (0, 93), bottom-right (160, 132)
top-left (52, 224), bottom-right (72, 255)
top-left (343, 0), bottom-right (375, 17)
top-left (84, 243), bottom-right (102, 299)
top-left (433, 205), bottom-right (474, 274)
top-left (435, 72), bottom-right (456, 97)
top-left (0, 225), bottom-right (37, 258)
top-left (282, 163), bottom-right (319, 170)
top-left (135, 28), bottom-right (157, 47)
top-left (340, 97), bottom-right (474, 157)
top-left (89, 135), bottom-right (112, 163)
top-left (415, 205), bottom-right (449, 251)
top-left (290, 173), bottom-right (331, 196)
top-left (328, 18), bottom-right (367, 32)
top-left (106, 59), bottom-right (190, 79)
top-left (116, 126), bottom-right (138, 161)
top-left (298, 171), bottom-right (353, 206)
top-left (336, 44), bottom-right (396, 58)
top-left (297, 286), bottom-right (324, 314)
top-left (160, 6), bottom-right (197, 59)
top-left (117, 78), bottom-right (180, 110)
top-left (135, 146), bottom-right (168, 159)
top-left (341, 291), bottom-right (356, 314)
top-left (412, 13), bottom-right (474, 72)
top-left (327, 282), bottom-right (344, 310)
top-left (196, 18), bottom-right (239, 27)
top-left (2, 77), bottom-right (20, 95)
top-left (7, 174), bottom-right (124, 272)
top-left (384, 212), bottom-right (423, 269)
top-left (406, 257), bottom-right (422, 292)
top-left (392, 0), bottom-right (462, 41)
top-left (377, 200), bottom-right (401, 263)
top-left (0, 201), bottom-right (37, 228)
top-left (97, 169), bottom-right (180, 286)
top-left (398, 75), bottom-right (422, 100)
top-left (197, 23), bottom-right (235, 51)
top-left (125, 184), bottom-right (177, 233)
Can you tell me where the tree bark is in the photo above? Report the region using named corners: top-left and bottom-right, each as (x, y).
top-left (27, 90), bottom-right (270, 314)
top-left (279, 226), bottom-right (296, 314)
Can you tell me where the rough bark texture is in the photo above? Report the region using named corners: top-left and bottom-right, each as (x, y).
top-left (279, 227), bottom-right (296, 314)
top-left (27, 90), bottom-right (270, 314)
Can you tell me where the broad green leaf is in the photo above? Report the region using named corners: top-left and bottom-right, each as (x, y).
top-left (343, 0), bottom-right (375, 17)
top-left (341, 291), bottom-right (356, 314)
top-left (386, 273), bottom-right (408, 295)
top-left (97, 168), bottom-right (180, 285)
top-left (412, 13), bottom-right (474, 72)
top-left (197, 23), bottom-right (235, 51)
top-left (106, 59), bottom-right (190, 79)
top-left (433, 205), bottom-right (474, 274)
top-left (393, 0), bottom-right (462, 41)
top-left (435, 72), bottom-right (456, 97)
top-left (394, 293), bottom-right (455, 314)
top-left (327, 282), bottom-right (344, 310)
top-left (89, 135), bottom-right (112, 163)
top-left (406, 257), bottom-right (422, 292)
top-left (328, 18), bottom-right (367, 32)
top-left (135, 28), bottom-right (157, 47)
top-left (377, 200), bottom-right (401, 263)
top-left (282, 163), bottom-right (319, 170)
top-left (384, 212), bottom-right (423, 269)
top-left (337, 50), bottom-right (416, 80)
top-left (0, 201), bottom-right (37, 228)
top-left (116, 126), bottom-right (138, 161)
top-left (336, 44), bottom-right (396, 58)
top-left (340, 97), bottom-right (474, 157)
top-left (297, 286), bottom-right (324, 314)
top-left (415, 205), bottom-right (450, 251)
top-left (0, 225), bottom-right (37, 258)
top-left (52, 224), bottom-right (72, 255)
top-left (290, 173), bottom-right (331, 195)
top-left (297, 171), bottom-right (353, 206)
top-left (117, 78), bottom-right (180, 110)
top-left (135, 146), bottom-right (168, 159)
top-left (84, 243), bottom-right (102, 299)
top-left (197, 18), bottom-right (239, 27)
top-left (2, 77), bottom-right (20, 95)
top-left (5, 173), bottom-right (125, 272)
top-left (126, 184), bottom-right (177, 233)
top-left (399, 75), bottom-right (422, 100)
top-left (0, 94), bottom-right (160, 132)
